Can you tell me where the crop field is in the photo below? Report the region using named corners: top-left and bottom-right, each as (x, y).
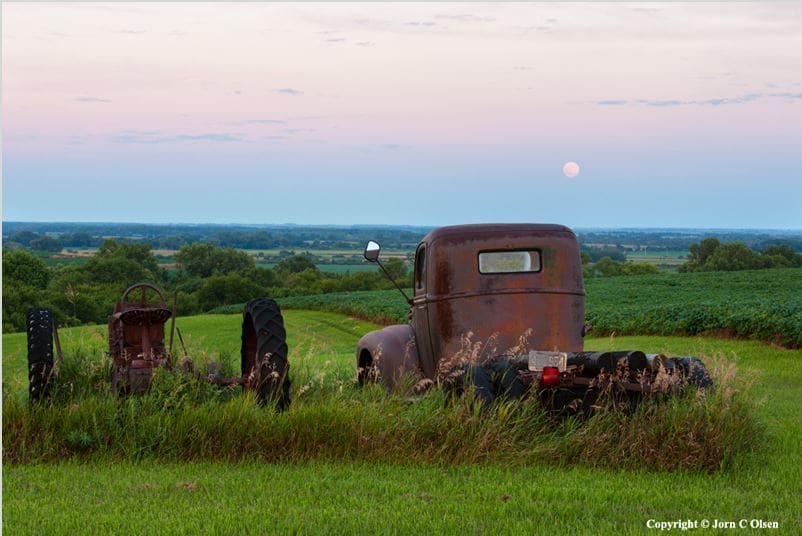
top-left (3, 309), bottom-right (801, 534)
top-left (277, 268), bottom-right (802, 347)
top-left (625, 250), bottom-right (687, 266)
top-left (256, 262), bottom-right (378, 274)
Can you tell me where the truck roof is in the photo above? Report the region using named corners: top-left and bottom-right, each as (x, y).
top-left (422, 223), bottom-right (576, 244)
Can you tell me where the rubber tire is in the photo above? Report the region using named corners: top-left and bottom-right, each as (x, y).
top-left (241, 298), bottom-right (291, 411)
top-left (446, 359), bottom-right (527, 411)
top-left (674, 357), bottom-right (714, 390)
top-left (27, 307), bottom-right (55, 403)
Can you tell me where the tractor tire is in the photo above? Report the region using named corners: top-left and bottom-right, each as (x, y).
top-left (241, 298), bottom-right (290, 411)
top-left (27, 307), bottom-right (55, 403)
top-left (674, 357), bottom-right (714, 390)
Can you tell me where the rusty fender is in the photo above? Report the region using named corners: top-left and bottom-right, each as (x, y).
top-left (356, 324), bottom-right (421, 390)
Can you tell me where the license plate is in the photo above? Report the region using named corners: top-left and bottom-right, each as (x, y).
top-left (527, 351), bottom-right (568, 372)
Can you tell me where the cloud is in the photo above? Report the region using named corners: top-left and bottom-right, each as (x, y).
top-left (111, 130), bottom-right (242, 144)
top-left (243, 119), bottom-right (286, 125)
top-left (381, 143), bottom-right (411, 150)
top-left (638, 99), bottom-right (693, 107)
top-left (114, 29), bottom-right (146, 34)
top-left (355, 41), bottom-right (375, 47)
top-left (282, 128), bottom-right (316, 134)
top-left (770, 92), bottom-right (802, 99)
top-left (435, 14), bottom-right (496, 23)
top-left (74, 96), bottom-right (111, 103)
top-left (273, 88), bottom-right (304, 96)
top-left (324, 37), bottom-right (347, 43)
top-left (638, 94), bottom-right (763, 107)
top-left (595, 93), bottom-right (773, 108)
top-left (403, 21), bottom-right (436, 27)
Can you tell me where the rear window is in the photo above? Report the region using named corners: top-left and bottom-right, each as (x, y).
top-left (478, 250), bottom-right (541, 274)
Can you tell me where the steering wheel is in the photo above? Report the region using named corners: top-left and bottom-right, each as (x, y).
top-left (121, 282), bottom-right (167, 308)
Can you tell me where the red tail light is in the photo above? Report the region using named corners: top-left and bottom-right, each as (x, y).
top-left (541, 366), bottom-right (560, 388)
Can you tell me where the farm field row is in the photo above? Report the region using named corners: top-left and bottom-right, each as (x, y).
top-left (3, 311), bottom-right (801, 534)
top-left (276, 268), bottom-right (802, 347)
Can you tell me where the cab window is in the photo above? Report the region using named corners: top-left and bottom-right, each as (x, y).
top-left (415, 244), bottom-right (426, 290)
top-left (478, 249), bottom-right (541, 274)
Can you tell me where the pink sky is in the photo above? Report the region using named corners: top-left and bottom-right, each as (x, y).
top-left (3, 3), bottom-right (802, 227)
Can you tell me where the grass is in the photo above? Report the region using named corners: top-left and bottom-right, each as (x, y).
top-left (3, 459), bottom-right (799, 534)
top-left (3, 312), bottom-right (800, 534)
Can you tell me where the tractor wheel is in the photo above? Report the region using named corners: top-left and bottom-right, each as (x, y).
top-left (27, 307), bottom-right (55, 403)
top-left (241, 298), bottom-right (290, 411)
top-left (674, 357), bottom-right (714, 390)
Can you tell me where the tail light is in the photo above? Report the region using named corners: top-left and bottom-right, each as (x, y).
top-left (541, 366), bottom-right (560, 388)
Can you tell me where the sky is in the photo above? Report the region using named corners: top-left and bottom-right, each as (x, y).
top-left (2, 2), bottom-right (802, 229)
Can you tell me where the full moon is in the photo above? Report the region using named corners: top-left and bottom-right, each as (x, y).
top-left (562, 161), bottom-right (580, 178)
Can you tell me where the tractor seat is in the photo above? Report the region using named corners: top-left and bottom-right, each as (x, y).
top-left (119, 307), bottom-right (172, 326)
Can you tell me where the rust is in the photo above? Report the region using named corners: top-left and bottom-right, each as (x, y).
top-left (415, 224), bottom-right (584, 375)
top-left (356, 223), bottom-right (708, 406)
top-left (108, 282), bottom-right (173, 394)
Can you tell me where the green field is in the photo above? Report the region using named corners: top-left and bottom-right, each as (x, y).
top-left (275, 268), bottom-right (802, 347)
top-left (256, 262), bottom-right (379, 274)
top-left (625, 250), bottom-right (687, 266)
top-left (3, 310), bottom-right (801, 534)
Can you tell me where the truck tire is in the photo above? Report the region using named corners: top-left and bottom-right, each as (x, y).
top-left (673, 357), bottom-right (713, 390)
top-left (241, 298), bottom-right (290, 411)
top-left (27, 307), bottom-right (55, 403)
top-left (446, 359), bottom-right (527, 410)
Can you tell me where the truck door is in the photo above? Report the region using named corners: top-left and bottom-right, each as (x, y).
top-left (411, 243), bottom-right (436, 378)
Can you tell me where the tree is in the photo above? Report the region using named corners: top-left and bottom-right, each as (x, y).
top-left (30, 235), bottom-right (63, 252)
top-left (383, 258), bottom-right (408, 282)
top-left (761, 245), bottom-right (802, 267)
top-left (97, 240), bottom-right (161, 275)
top-left (592, 257), bottom-right (623, 277)
top-left (196, 274), bottom-right (266, 311)
top-left (704, 242), bottom-right (761, 272)
top-left (175, 243), bottom-right (254, 278)
top-left (681, 238), bottom-right (721, 272)
top-left (274, 254), bottom-right (318, 276)
top-left (2, 249), bottom-right (50, 289)
top-left (84, 241), bottom-right (163, 284)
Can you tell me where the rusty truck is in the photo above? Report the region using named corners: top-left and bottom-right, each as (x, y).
top-left (356, 223), bottom-right (711, 411)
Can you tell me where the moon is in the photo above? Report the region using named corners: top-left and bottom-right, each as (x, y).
top-left (562, 161), bottom-right (580, 178)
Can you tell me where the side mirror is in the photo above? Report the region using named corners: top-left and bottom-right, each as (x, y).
top-left (364, 241), bottom-right (381, 262)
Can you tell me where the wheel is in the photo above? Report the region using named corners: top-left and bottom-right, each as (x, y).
top-left (241, 298), bottom-right (290, 411)
top-left (357, 349), bottom-right (379, 385)
top-left (27, 307), bottom-right (55, 403)
top-left (673, 357), bottom-right (714, 390)
top-left (444, 358), bottom-right (527, 410)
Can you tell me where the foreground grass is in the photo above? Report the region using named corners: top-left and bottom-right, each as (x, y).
top-left (3, 312), bottom-right (800, 534)
top-left (4, 459), bottom-right (800, 535)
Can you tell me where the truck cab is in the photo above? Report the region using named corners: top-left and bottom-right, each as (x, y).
top-left (357, 224), bottom-right (586, 389)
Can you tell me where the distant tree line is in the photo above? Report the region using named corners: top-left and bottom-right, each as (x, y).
top-left (678, 238), bottom-right (802, 272)
top-left (2, 241), bottom-right (410, 333)
top-left (3, 224), bottom-right (429, 251)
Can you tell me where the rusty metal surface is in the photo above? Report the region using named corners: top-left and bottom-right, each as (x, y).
top-left (108, 282), bottom-right (173, 394)
top-left (411, 224), bottom-right (585, 378)
top-left (356, 324), bottom-right (420, 390)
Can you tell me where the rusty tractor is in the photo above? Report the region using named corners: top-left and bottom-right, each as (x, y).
top-left (356, 224), bottom-right (712, 412)
top-left (27, 283), bottom-right (291, 410)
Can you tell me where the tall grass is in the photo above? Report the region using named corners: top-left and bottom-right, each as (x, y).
top-left (3, 349), bottom-right (760, 472)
